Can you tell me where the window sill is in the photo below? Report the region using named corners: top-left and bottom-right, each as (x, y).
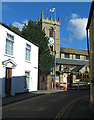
top-left (25, 60), bottom-right (31, 64)
top-left (4, 54), bottom-right (15, 59)
top-left (63, 58), bottom-right (71, 59)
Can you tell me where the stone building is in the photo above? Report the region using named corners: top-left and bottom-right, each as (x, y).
top-left (86, 0), bottom-right (94, 114)
top-left (57, 47), bottom-right (89, 84)
top-left (39, 11), bottom-right (89, 90)
top-left (38, 11), bottom-right (61, 90)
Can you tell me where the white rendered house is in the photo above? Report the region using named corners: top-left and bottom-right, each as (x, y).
top-left (0, 23), bottom-right (39, 97)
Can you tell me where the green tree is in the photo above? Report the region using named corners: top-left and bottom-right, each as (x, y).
top-left (22, 20), bottom-right (54, 75)
top-left (9, 24), bottom-right (21, 35)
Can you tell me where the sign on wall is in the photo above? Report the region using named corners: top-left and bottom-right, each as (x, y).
top-left (49, 37), bottom-right (54, 44)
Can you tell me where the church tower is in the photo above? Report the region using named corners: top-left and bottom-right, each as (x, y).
top-left (38, 11), bottom-right (61, 90)
top-left (38, 11), bottom-right (61, 58)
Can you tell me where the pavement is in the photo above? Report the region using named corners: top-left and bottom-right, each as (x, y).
top-left (2, 89), bottom-right (64, 106)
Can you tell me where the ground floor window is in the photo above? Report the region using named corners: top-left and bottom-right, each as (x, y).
top-left (24, 71), bottom-right (30, 89)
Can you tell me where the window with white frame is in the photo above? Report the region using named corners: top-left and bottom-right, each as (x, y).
top-left (25, 43), bottom-right (31, 61)
top-left (5, 33), bottom-right (14, 55)
top-left (24, 71), bottom-right (30, 89)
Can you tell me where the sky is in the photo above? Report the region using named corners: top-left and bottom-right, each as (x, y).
top-left (2, 2), bottom-right (91, 50)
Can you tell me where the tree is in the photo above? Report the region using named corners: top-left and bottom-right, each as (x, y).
top-left (22, 20), bottom-right (54, 75)
top-left (9, 24), bottom-right (22, 35)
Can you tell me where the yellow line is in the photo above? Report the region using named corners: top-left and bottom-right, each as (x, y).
top-left (55, 95), bottom-right (86, 119)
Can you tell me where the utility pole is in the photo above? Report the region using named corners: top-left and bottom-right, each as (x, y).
top-left (54, 9), bottom-right (56, 89)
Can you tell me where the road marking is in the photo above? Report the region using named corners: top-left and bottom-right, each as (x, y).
top-left (55, 95), bottom-right (87, 119)
top-left (62, 104), bottom-right (74, 120)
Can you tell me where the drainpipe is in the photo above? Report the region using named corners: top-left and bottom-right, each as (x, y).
top-left (86, 28), bottom-right (89, 55)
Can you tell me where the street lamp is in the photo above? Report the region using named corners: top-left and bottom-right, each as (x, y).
top-left (54, 25), bottom-right (56, 89)
top-left (54, 8), bottom-right (56, 89)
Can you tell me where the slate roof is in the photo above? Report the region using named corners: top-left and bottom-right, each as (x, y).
top-left (0, 22), bottom-right (39, 47)
top-left (71, 65), bottom-right (84, 72)
top-left (60, 47), bottom-right (88, 56)
top-left (56, 58), bottom-right (89, 66)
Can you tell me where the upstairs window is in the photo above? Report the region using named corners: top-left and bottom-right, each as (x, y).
top-left (64, 53), bottom-right (70, 58)
top-left (25, 43), bottom-right (31, 61)
top-left (49, 27), bottom-right (53, 38)
top-left (5, 33), bottom-right (14, 55)
top-left (75, 55), bottom-right (80, 59)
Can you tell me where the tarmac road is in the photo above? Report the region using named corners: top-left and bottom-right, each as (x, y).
top-left (2, 89), bottom-right (94, 119)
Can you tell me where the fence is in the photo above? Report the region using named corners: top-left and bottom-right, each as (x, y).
top-left (52, 82), bottom-right (89, 90)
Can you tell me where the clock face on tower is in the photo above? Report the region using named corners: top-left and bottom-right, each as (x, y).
top-left (49, 37), bottom-right (54, 44)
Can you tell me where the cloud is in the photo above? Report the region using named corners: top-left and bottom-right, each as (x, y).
top-left (12, 20), bottom-right (28, 31)
top-left (71, 13), bottom-right (79, 19)
top-left (68, 16), bottom-right (88, 40)
top-left (12, 22), bottom-right (23, 31)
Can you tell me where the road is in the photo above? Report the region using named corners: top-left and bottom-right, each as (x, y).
top-left (2, 89), bottom-right (94, 119)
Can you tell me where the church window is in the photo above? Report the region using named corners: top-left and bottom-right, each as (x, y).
top-left (50, 45), bottom-right (53, 52)
top-left (49, 27), bottom-right (53, 38)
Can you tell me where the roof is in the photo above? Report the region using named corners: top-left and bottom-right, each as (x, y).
top-left (86, 1), bottom-right (94, 30)
top-left (71, 65), bottom-right (84, 72)
top-left (0, 22), bottom-right (39, 47)
top-left (56, 58), bottom-right (89, 66)
top-left (60, 47), bottom-right (88, 56)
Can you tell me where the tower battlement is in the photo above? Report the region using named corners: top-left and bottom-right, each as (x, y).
top-left (38, 11), bottom-right (60, 26)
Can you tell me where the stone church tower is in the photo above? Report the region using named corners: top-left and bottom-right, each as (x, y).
top-left (38, 11), bottom-right (61, 90)
top-left (38, 11), bottom-right (61, 58)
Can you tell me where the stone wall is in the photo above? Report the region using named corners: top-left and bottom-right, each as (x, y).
top-left (89, 7), bottom-right (94, 110)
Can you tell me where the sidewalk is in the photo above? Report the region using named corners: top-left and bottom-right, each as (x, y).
top-left (2, 89), bottom-right (64, 106)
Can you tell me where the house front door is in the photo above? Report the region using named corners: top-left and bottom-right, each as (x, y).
top-left (5, 68), bottom-right (12, 97)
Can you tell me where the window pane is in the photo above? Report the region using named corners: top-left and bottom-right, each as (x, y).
top-left (75, 55), bottom-right (80, 59)
top-left (7, 33), bottom-right (14, 40)
top-left (25, 48), bottom-right (31, 61)
top-left (86, 56), bottom-right (89, 60)
top-left (25, 72), bottom-right (30, 88)
top-left (65, 53), bottom-right (70, 58)
top-left (5, 39), bottom-right (13, 55)
top-left (26, 43), bottom-right (31, 50)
